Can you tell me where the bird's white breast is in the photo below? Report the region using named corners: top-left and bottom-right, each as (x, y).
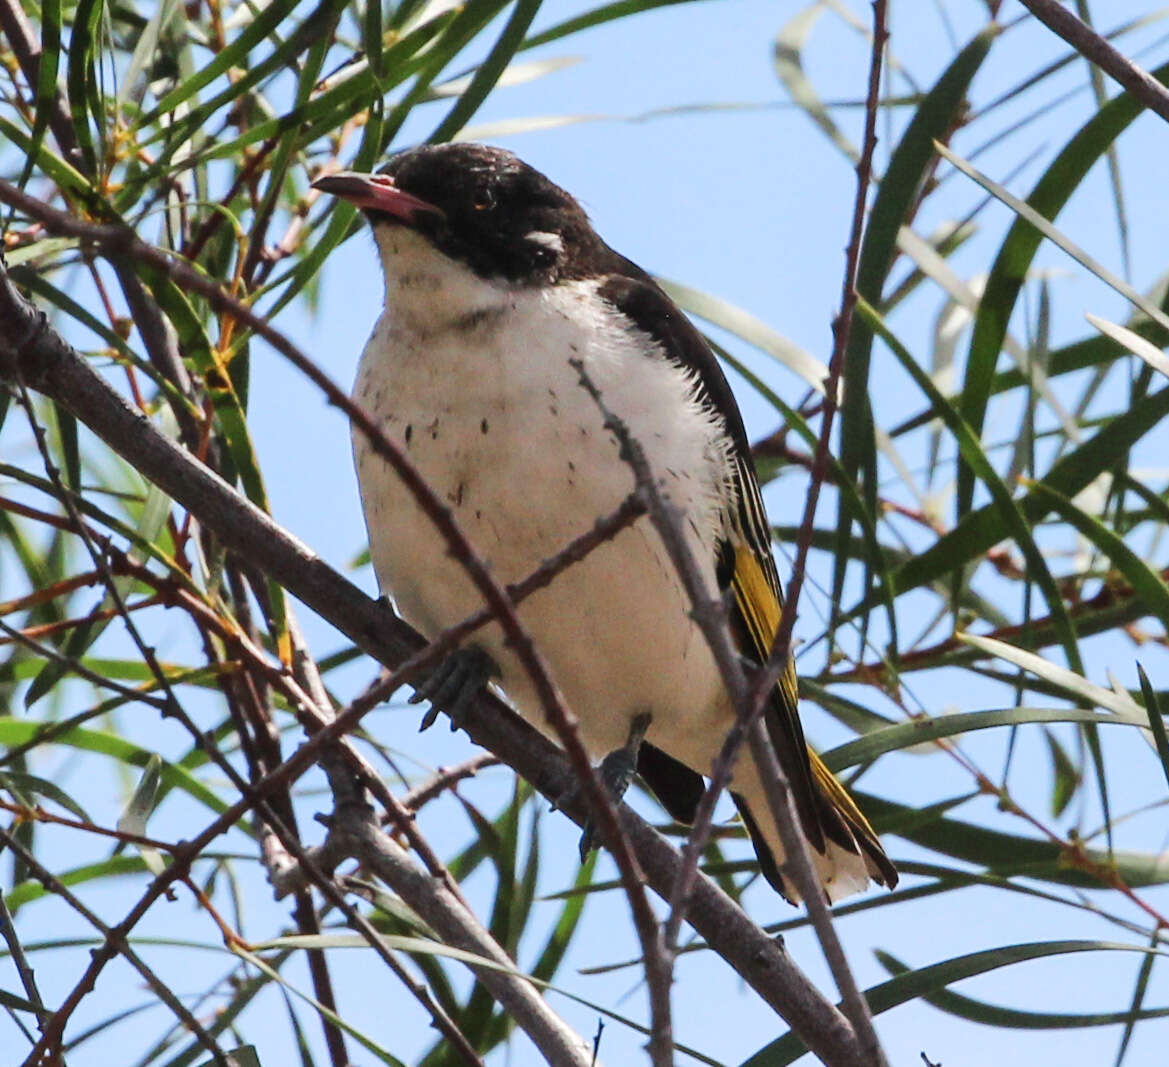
top-left (353, 229), bottom-right (735, 763)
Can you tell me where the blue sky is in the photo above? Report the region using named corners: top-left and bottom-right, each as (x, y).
top-left (7, 1), bottom-right (1169, 1065)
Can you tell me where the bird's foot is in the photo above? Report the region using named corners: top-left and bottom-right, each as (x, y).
top-left (577, 711), bottom-right (653, 860)
top-left (411, 647), bottom-right (498, 732)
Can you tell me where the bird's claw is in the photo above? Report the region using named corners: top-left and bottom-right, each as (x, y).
top-left (412, 647), bottom-right (497, 733)
top-left (576, 711), bottom-right (652, 859)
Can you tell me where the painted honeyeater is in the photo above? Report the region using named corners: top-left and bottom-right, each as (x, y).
top-left (313, 143), bottom-right (896, 902)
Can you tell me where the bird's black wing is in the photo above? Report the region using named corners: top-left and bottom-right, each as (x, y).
top-left (595, 270), bottom-right (834, 858)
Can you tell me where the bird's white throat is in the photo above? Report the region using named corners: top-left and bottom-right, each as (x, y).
top-left (370, 224), bottom-right (513, 338)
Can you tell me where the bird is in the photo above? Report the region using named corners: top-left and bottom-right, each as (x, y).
top-left (312, 143), bottom-right (897, 902)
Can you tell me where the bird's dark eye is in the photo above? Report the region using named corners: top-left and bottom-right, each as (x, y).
top-left (472, 186), bottom-right (495, 211)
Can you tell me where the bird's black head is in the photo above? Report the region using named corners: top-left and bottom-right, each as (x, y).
top-left (313, 143), bottom-right (607, 286)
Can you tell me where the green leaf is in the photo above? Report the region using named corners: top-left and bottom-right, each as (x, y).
top-left (0, 719), bottom-right (231, 822)
top-left (859, 296), bottom-right (1083, 673)
top-left (746, 941), bottom-right (1162, 1065)
top-left (854, 382), bottom-right (1169, 616)
top-left (822, 705), bottom-right (1141, 774)
top-left (1025, 480), bottom-right (1169, 636)
top-left (1086, 313), bottom-right (1169, 383)
top-left (194, 1047), bottom-right (261, 1067)
top-left (660, 279), bottom-right (829, 397)
top-left (858, 792), bottom-right (1169, 888)
top-left (937, 141), bottom-right (1169, 335)
top-left (877, 948), bottom-right (1169, 1030)
top-left (832, 24), bottom-right (997, 640)
top-left (4, 855), bottom-right (150, 910)
top-left (1136, 663), bottom-right (1169, 793)
top-left (956, 56), bottom-right (1169, 519)
top-left (1043, 727), bottom-right (1080, 818)
top-left (65, 0), bottom-right (103, 174)
top-left (0, 769), bottom-right (91, 821)
top-left (428, 0), bottom-right (550, 143)
top-left (116, 753), bottom-right (166, 875)
top-left (773, 3), bottom-right (859, 163)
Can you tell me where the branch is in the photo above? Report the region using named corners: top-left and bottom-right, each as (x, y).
top-left (320, 791), bottom-right (593, 1067)
top-left (0, 251), bottom-right (865, 1066)
top-left (1017, 0), bottom-right (1169, 124)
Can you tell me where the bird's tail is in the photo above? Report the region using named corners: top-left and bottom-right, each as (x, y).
top-left (732, 743), bottom-right (898, 904)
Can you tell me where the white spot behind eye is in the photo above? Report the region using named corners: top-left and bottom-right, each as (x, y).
top-left (525, 231), bottom-right (564, 254)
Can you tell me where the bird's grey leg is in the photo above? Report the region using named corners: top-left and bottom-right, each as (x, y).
top-left (411, 646), bottom-right (499, 732)
top-left (578, 710), bottom-right (653, 860)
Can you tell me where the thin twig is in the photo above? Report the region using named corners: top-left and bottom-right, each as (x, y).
top-left (746, 2), bottom-right (891, 1061)
top-left (400, 755), bottom-right (500, 813)
top-left (0, 888), bottom-right (46, 1027)
top-left (330, 490), bottom-right (645, 734)
top-left (0, 826), bottom-right (229, 1067)
top-left (0, 616), bottom-right (170, 709)
top-left (328, 794), bottom-right (593, 1066)
top-left (0, 0), bottom-right (81, 168)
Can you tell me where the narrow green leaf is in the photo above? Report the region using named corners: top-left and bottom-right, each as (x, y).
top-left (194, 1047), bottom-right (260, 1067)
top-left (822, 705), bottom-right (1140, 773)
top-left (1116, 930), bottom-right (1160, 1066)
top-left (0, 769), bottom-right (91, 821)
top-left (833, 25), bottom-right (997, 638)
top-left (231, 946), bottom-right (407, 1067)
top-left (1025, 481), bottom-right (1169, 636)
top-left (859, 296), bottom-right (1083, 673)
top-left (119, 0), bottom-right (182, 105)
top-left (0, 988), bottom-right (40, 1014)
top-left (4, 855), bottom-right (149, 910)
top-left (859, 792), bottom-right (1169, 887)
top-left (660, 279), bottom-right (830, 397)
top-left (878, 949), bottom-right (1169, 1030)
top-left (116, 753), bottom-right (166, 874)
top-left (746, 941), bottom-right (1161, 1066)
top-left (1136, 663), bottom-right (1169, 793)
top-left (774, 3), bottom-right (859, 162)
top-left (1087, 312), bottom-right (1169, 382)
top-left (0, 719), bottom-right (230, 821)
top-left (429, 0), bottom-right (543, 143)
top-left (957, 56), bottom-right (1169, 519)
top-left (857, 383), bottom-right (1169, 615)
top-left (0, 117), bottom-right (91, 196)
top-left (520, 0), bottom-right (696, 50)
top-left (54, 404), bottom-right (81, 492)
top-left (938, 141), bottom-right (1169, 335)
top-left (1043, 727), bottom-right (1079, 818)
top-left (137, 0), bottom-right (315, 127)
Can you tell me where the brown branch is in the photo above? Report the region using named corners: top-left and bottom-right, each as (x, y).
top-left (400, 755), bottom-right (500, 813)
top-left (570, 358), bottom-right (867, 1065)
top-left (269, 757), bottom-right (489, 1067)
top-left (1017, 0), bottom-right (1169, 124)
top-left (0, 616), bottom-right (170, 709)
top-left (279, 612), bottom-right (350, 1067)
top-left (828, 564), bottom-right (1169, 685)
